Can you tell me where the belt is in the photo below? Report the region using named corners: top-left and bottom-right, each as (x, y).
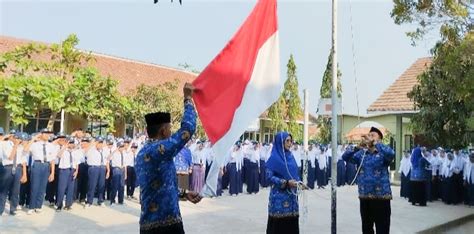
top-left (34, 160), bottom-right (50, 163)
top-left (59, 168), bottom-right (75, 170)
top-left (3, 164), bottom-right (21, 167)
top-left (89, 165), bottom-right (106, 168)
top-left (193, 164), bottom-right (202, 166)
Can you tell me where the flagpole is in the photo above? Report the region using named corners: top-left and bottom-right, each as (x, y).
top-left (330, 0), bottom-right (338, 233)
top-left (303, 89), bottom-right (309, 184)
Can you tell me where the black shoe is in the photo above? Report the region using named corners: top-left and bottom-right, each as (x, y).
top-left (64, 206), bottom-right (72, 211)
top-left (56, 207), bottom-right (62, 212)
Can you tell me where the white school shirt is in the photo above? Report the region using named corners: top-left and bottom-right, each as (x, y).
top-left (0, 140), bottom-right (10, 163)
top-left (442, 159), bottom-right (454, 178)
top-left (110, 150), bottom-right (127, 168)
top-left (291, 149), bottom-right (302, 167)
top-left (192, 149), bottom-right (206, 165)
top-left (453, 154), bottom-right (465, 174)
top-left (76, 149), bottom-right (87, 164)
top-left (86, 147), bottom-right (110, 166)
top-left (50, 143), bottom-right (61, 165)
top-left (317, 151), bottom-right (327, 170)
top-left (249, 148), bottom-right (260, 163)
top-left (463, 162), bottom-right (474, 184)
top-left (57, 148), bottom-right (80, 169)
top-left (29, 141), bottom-right (56, 163)
top-left (123, 150), bottom-right (135, 167)
top-left (308, 149), bottom-right (317, 168)
top-left (2, 144), bottom-right (27, 166)
top-left (429, 156), bottom-right (443, 176)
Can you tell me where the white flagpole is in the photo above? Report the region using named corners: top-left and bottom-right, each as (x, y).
top-left (303, 89), bottom-right (309, 183)
top-left (330, 0), bottom-right (338, 233)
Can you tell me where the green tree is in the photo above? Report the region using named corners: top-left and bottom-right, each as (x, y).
top-left (391, 0), bottom-right (472, 45)
top-left (392, 1), bottom-right (474, 148)
top-left (123, 81), bottom-right (183, 133)
top-left (408, 32), bottom-right (473, 148)
top-left (267, 96), bottom-right (287, 132)
top-left (267, 55), bottom-right (303, 141)
top-left (316, 50), bottom-right (342, 144)
top-left (283, 55), bottom-right (303, 142)
top-left (0, 34), bottom-right (123, 133)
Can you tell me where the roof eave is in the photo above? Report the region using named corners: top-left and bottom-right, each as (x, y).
top-left (366, 110), bottom-right (419, 115)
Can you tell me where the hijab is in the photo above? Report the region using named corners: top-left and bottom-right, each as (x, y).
top-left (265, 132), bottom-right (300, 181)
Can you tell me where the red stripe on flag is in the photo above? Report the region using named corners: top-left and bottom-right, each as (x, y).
top-left (192, 0), bottom-right (278, 143)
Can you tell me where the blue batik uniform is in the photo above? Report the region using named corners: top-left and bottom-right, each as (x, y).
top-left (266, 132), bottom-right (300, 218)
top-left (342, 143), bottom-right (395, 200)
top-left (266, 170), bottom-right (299, 217)
top-left (135, 101), bottom-right (196, 231)
top-left (174, 148), bottom-right (192, 174)
top-left (265, 132), bottom-right (300, 234)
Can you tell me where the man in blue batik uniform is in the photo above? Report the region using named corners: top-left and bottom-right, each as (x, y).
top-left (342, 127), bottom-right (395, 234)
top-left (135, 83), bottom-right (202, 234)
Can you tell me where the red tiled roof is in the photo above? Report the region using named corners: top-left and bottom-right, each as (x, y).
top-left (367, 57), bottom-right (432, 113)
top-left (0, 35), bottom-right (197, 94)
top-left (345, 127), bottom-right (388, 142)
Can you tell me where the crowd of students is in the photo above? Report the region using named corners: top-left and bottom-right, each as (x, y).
top-left (399, 147), bottom-right (474, 207)
top-left (0, 127), bottom-right (145, 216)
top-left (2, 125), bottom-right (472, 219)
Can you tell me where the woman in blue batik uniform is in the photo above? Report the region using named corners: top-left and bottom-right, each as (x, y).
top-left (266, 132), bottom-right (301, 234)
top-left (409, 147), bottom-right (430, 206)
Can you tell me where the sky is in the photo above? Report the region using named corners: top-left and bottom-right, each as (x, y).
top-left (0, 0), bottom-right (439, 116)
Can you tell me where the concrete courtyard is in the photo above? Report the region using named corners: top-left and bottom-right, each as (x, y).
top-left (0, 185), bottom-right (473, 234)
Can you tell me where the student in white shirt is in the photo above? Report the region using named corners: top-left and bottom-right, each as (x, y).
top-left (27, 128), bottom-right (56, 215)
top-left (109, 141), bottom-right (128, 205)
top-left (85, 136), bottom-right (110, 207)
top-left (55, 137), bottom-right (79, 211)
top-left (0, 133), bottom-right (28, 216)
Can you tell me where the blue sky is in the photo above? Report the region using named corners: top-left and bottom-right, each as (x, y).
top-left (0, 0), bottom-right (438, 115)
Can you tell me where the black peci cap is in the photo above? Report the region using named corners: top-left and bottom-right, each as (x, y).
top-left (145, 112), bottom-right (171, 127)
top-left (369, 127), bottom-right (383, 140)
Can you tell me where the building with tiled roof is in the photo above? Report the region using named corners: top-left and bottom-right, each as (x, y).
top-left (0, 36), bottom-right (197, 94)
top-left (0, 35), bottom-right (197, 135)
top-left (367, 57), bottom-right (432, 114)
top-left (340, 58), bottom-right (432, 172)
top-left (0, 35), bottom-right (314, 141)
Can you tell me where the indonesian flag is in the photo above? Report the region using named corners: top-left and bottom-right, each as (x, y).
top-left (192, 0), bottom-right (280, 196)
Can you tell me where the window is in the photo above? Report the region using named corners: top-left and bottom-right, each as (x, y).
top-left (125, 124), bottom-right (134, 137)
top-left (88, 120), bottom-right (109, 137)
top-left (404, 135), bottom-right (414, 152)
top-left (19, 109), bottom-right (61, 134)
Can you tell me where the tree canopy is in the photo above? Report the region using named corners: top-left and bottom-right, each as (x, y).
top-left (0, 34), bottom-right (190, 136)
top-left (316, 50), bottom-right (342, 144)
top-left (391, 0), bottom-right (474, 148)
top-left (267, 55), bottom-right (303, 142)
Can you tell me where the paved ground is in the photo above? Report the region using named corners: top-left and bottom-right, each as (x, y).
top-left (0, 186), bottom-right (473, 234)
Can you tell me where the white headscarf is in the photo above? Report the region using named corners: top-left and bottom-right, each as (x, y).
top-left (399, 154), bottom-right (411, 177)
top-left (463, 160), bottom-right (474, 184)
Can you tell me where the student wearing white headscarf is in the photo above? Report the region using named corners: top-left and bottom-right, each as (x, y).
top-left (463, 153), bottom-right (474, 206)
top-left (316, 145), bottom-right (327, 189)
top-left (398, 150), bottom-right (411, 199)
top-left (441, 152), bottom-right (456, 204)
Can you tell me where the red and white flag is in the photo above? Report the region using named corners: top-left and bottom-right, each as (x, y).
top-left (192, 0), bottom-right (280, 196)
